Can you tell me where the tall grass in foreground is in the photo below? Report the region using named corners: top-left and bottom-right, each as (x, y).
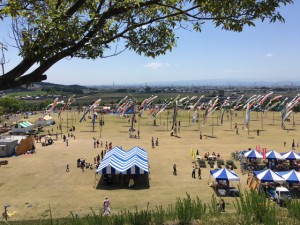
top-left (6, 191), bottom-right (300, 225)
top-left (286, 199), bottom-right (300, 223)
top-left (234, 189), bottom-right (276, 225)
top-left (175, 194), bottom-right (207, 224)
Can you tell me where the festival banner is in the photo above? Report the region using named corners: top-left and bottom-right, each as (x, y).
top-left (256, 145), bottom-right (260, 153)
top-left (263, 148), bottom-right (267, 159)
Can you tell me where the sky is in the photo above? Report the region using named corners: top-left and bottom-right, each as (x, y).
top-left (2, 1), bottom-right (300, 86)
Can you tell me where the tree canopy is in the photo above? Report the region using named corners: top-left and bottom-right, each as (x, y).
top-left (0, 0), bottom-right (293, 90)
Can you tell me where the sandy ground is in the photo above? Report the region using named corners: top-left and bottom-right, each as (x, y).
top-left (1, 110), bottom-right (299, 220)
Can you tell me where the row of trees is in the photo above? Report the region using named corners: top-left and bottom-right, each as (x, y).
top-left (0, 97), bottom-right (51, 114)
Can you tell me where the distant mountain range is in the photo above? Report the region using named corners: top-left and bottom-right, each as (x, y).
top-left (34, 82), bottom-right (91, 89)
top-left (17, 80), bottom-right (300, 90)
top-left (143, 79), bottom-right (300, 87)
top-left (86, 79), bottom-right (300, 88)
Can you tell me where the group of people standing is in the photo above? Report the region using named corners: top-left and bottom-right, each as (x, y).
top-left (94, 139), bottom-right (112, 150)
top-left (151, 137), bottom-right (159, 148)
top-left (192, 166), bottom-right (201, 179)
top-left (172, 164), bottom-right (202, 179)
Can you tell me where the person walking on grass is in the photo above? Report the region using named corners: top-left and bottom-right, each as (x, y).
top-left (192, 166), bottom-right (196, 179)
top-left (198, 167), bottom-right (202, 179)
top-left (173, 164), bottom-right (177, 175)
top-left (103, 196), bottom-right (111, 216)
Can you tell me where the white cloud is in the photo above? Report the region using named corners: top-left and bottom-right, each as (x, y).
top-left (266, 53), bottom-right (273, 57)
top-left (143, 62), bottom-right (170, 69)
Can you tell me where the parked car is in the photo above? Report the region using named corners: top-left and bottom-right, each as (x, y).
top-left (274, 187), bottom-right (291, 206)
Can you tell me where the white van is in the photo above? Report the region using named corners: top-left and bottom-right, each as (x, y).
top-left (274, 187), bottom-right (291, 206)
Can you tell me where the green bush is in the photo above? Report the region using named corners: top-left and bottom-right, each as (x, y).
top-left (152, 205), bottom-right (165, 225)
top-left (112, 213), bottom-right (126, 225)
top-left (9, 191), bottom-right (297, 225)
top-left (126, 205), bottom-right (151, 225)
top-left (175, 193), bottom-right (207, 225)
top-left (234, 189), bottom-right (276, 225)
top-left (175, 194), bottom-right (193, 224)
top-left (286, 199), bottom-right (300, 222)
top-left (207, 195), bottom-right (221, 217)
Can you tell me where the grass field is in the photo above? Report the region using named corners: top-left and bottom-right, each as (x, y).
top-left (1, 108), bottom-right (299, 221)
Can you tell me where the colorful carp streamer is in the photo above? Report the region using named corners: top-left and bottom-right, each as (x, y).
top-left (61, 95), bottom-right (75, 113)
top-left (202, 97), bottom-right (218, 126)
top-left (281, 94), bottom-right (300, 124)
top-left (43, 98), bottom-right (59, 116)
top-left (79, 99), bottom-right (101, 123)
top-left (245, 103), bottom-right (250, 129)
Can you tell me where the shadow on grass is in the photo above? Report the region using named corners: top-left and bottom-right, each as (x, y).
top-left (80, 130), bottom-right (97, 133)
top-left (95, 174), bottom-right (150, 190)
top-left (171, 135), bottom-right (181, 138)
top-left (204, 135), bottom-right (217, 139)
top-left (285, 128), bottom-right (297, 131)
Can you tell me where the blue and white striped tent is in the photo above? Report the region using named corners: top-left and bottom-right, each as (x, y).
top-left (96, 146), bottom-right (149, 175)
top-left (266, 150), bottom-right (285, 160)
top-left (282, 151), bottom-right (300, 160)
top-left (276, 170), bottom-right (300, 183)
top-left (254, 169), bottom-right (285, 183)
top-left (210, 168), bottom-right (240, 181)
top-left (243, 149), bottom-right (263, 159)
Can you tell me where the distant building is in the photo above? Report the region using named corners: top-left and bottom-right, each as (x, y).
top-left (11, 121), bottom-right (34, 134)
top-left (0, 135), bottom-right (35, 156)
top-left (36, 115), bottom-right (54, 126)
top-left (0, 139), bottom-right (18, 157)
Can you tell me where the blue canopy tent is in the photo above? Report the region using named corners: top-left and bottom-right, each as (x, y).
top-left (253, 169), bottom-right (285, 183)
top-left (282, 151), bottom-right (300, 160)
top-left (210, 168), bottom-right (240, 181)
top-left (276, 170), bottom-right (300, 183)
top-left (266, 150), bottom-right (285, 160)
top-left (253, 169), bottom-right (286, 199)
top-left (243, 149), bottom-right (263, 159)
top-left (266, 150), bottom-right (285, 169)
top-left (209, 168), bottom-right (240, 196)
top-left (95, 146), bottom-right (149, 188)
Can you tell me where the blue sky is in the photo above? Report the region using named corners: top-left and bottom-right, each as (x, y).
top-left (2, 1), bottom-right (300, 86)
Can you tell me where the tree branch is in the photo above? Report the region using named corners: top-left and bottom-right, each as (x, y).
top-left (1, 58), bottom-right (35, 80)
top-left (0, 73), bottom-right (47, 90)
top-left (65, 0), bottom-right (87, 17)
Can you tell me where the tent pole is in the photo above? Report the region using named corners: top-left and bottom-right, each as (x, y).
top-left (93, 174), bottom-right (96, 188)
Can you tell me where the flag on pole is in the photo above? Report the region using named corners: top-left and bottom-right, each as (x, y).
top-left (256, 145), bottom-right (260, 153)
top-left (263, 148), bottom-right (267, 159)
